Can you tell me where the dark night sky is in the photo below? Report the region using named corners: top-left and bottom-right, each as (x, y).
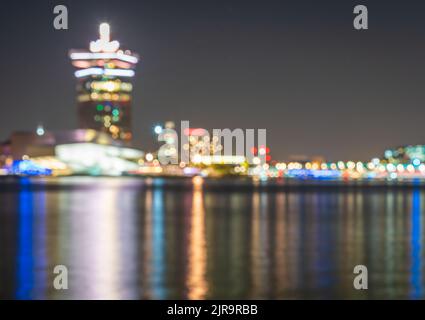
top-left (1, 0), bottom-right (425, 161)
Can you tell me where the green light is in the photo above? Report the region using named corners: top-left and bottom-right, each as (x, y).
top-left (96, 104), bottom-right (103, 111)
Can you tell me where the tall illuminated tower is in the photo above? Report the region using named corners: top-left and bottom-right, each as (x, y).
top-left (69, 23), bottom-right (139, 143)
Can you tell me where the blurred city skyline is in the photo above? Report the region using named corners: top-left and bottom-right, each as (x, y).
top-left (1, 0), bottom-right (425, 161)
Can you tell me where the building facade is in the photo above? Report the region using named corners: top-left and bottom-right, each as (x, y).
top-left (69, 23), bottom-right (139, 144)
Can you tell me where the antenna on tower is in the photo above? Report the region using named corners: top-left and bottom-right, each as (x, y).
top-left (90, 23), bottom-right (120, 53)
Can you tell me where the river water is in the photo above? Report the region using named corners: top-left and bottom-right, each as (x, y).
top-left (0, 176), bottom-right (423, 299)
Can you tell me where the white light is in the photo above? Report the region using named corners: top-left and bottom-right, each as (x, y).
top-left (197, 155), bottom-right (245, 165)
top-left (36, 125), bottom-right (45, 136)
top-left (100, 23), bottom-right (110, 41)
top-left (347, 161), bottom-right (355, 170)
top-left (75, 68), bottom-right (103, 78)
top-left (145, 153), bottom-right (154, 162)
top-left (74, 68), bottom-right (135, 78)
top-left (104, 69), bottom-right (135, 77)
top-left (413, 158), bottom-right (421, 166)
top-left (253, 157), bottom-right (261, 165)
top-left (103, 81), bottom-right (116, 92)
top-left (70, 52), bottom-right (138, 64)
top-left (154, 125), bottom-right (163, 135)
top-left (387, 163), bottom-right (396, 172)
top-left (192, 154), bottom-right (202, 164)
top-left (55, 143), bottom-right (141, 175)
top-left (116, 51), bottom-right (138, 63)
top-left (90, 23), bottom-right (120, 53)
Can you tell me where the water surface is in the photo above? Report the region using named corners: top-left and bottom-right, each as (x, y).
top-left (0, 177), bottom-right (423, 299)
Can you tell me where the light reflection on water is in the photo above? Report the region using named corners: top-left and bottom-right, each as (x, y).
top-left (186, 183), bottom-right (208, 299)
top-left (0, 176), bottom-right (424, 299)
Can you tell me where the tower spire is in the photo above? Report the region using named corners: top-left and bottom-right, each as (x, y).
top-left (90, 23), bottom-right (120, 53)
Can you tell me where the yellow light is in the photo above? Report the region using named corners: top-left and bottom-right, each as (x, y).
top-left (89, 80), bottom-right (133, 93)
top-left (77, 94), bottom-right (90, 102)
top-left (121, 83), bottom-right (133, 91)
top-left (192, 176), bottom-right (204, 187)
top-left (109, 125), bottom-right (119, 134)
